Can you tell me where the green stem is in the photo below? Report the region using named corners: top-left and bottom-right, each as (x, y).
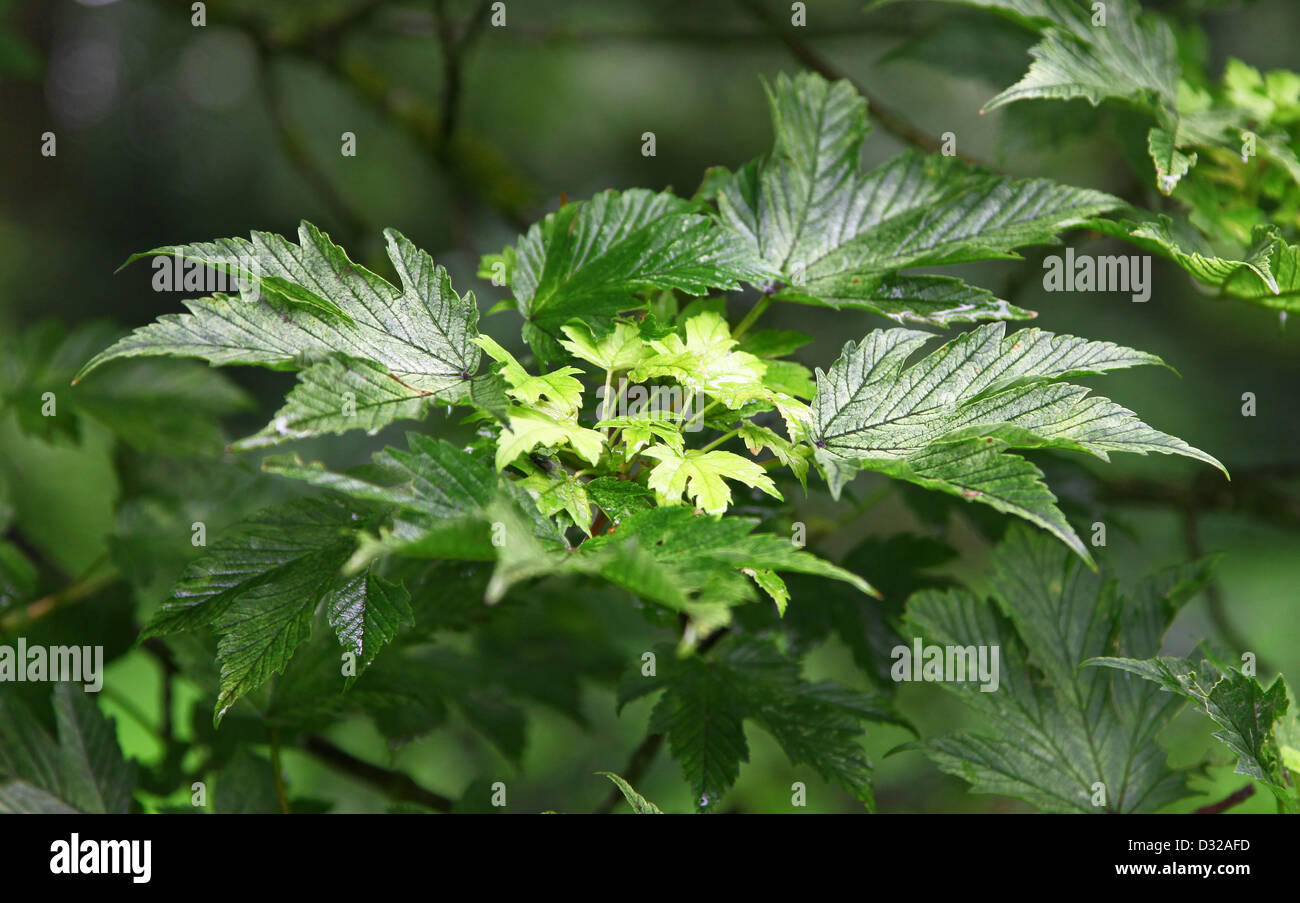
top-left (700, 427), bottom-right (741, 453)
top-left (0, 569), bottom-right (119, 635)
top-left (600, 367), bottom-right (614, 437)
top-left (269, 727), bottom-right (291, 814)
top-left (732, 294), bottom-right (773, 339)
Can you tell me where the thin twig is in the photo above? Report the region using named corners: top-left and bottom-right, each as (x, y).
top-left (737, 0), bottom-right (984, 164)
top-left (1098, 463), bottom-right (1300, 529)
top-left (255, 46), bottom-right (368, 240)
top-left (0, 570), bottom-right (118, 634)
top-left (1181, 506), bottom-right (1265, 671)
top-left (302, 734), bottom-right (454, 812)
top-left (269, 727), bottom-right (291, 814)
top-left (594, 733), bottom-right (665, 814)
top-left (1193, 784), bottom-right (1254, 814)
top-left (433, 0), bottom-right (494, 149)
top-left (382, 15), bottom-right (918, 44)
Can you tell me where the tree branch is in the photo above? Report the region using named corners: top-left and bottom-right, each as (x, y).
top-left (255, 46), bottom-right (368, 240)
top-left (1181, 506), bottom-right (1265, 671)
top-left (1193, 784), bottom-right (1254, 814)
top-left (0, 569), bottom-right (118, 635)
top-left (593, 733), bottom-right (665, 814)
top-left (1097, 463), bottom-right (1300, 528)
top-left (737, 0), bottom-right (982, 163)
top-left (302, 734), bottom-right (454, 812)
top-left (433, 0), bottom-right (494, 149)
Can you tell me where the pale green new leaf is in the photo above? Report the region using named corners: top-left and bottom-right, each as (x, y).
top-left (1148, 126), bottom-right (1198, 195)
top-left (595, 411), bottom-right (685, 458)
top-left (810, 322), bottom-right (1224, 559)
top-left (519, 471), bottom-right (595, 536)
top-left (474, 334), bottom-right (584, 417)
top-left (496, 407), bottom-right (605, 471)
top-left (558, 321), bottom-right (647, 372)
top-left (738, 422), bottom-right (810, 487)
top-left (643, 444), bottom-right (781, 515)
top-left (630, 311), bottom-right (773, 410)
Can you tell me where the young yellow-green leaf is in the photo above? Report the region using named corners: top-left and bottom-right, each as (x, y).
top-left (1148, 126), bottom-right (1198, 195)
top-left (643, 445), bottom-right (781, 515)
top-left (594, 411), bottom-right (685, 457)
top-left (811, 322), bottom-right (1224, 560)
top-left (519, 471), bottom-right (595, 536)
top-left (558, 321), bottom-right (647, 371)
top-left (496, 407), bottom-right (605, 471)
top-left (631, 311), bottom-right (772, 409)
top-left (473, 334), bottom-right (584, 417)
top-left (737, 422), bottom-right (809, 487)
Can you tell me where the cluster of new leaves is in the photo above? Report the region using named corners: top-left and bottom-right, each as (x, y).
top-left (73, 70), bottom-right (1224, 808)
top-left (907, 527), bottom-right (1300, 812)
top-left (889, 0), bottom-right (1300, 310)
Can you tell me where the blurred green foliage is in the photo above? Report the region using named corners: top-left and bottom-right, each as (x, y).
top-left (0, 0), bottom-right (1297, 813)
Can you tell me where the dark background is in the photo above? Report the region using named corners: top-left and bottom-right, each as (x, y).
top-left (1, 0), bottom-right (1296, 812)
